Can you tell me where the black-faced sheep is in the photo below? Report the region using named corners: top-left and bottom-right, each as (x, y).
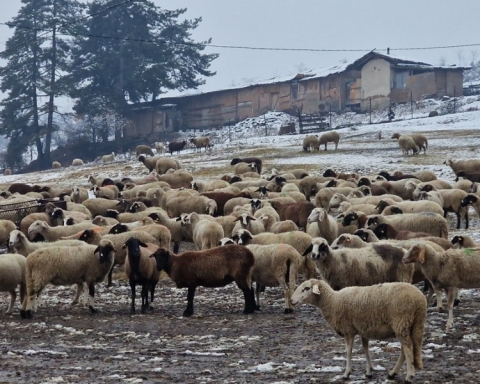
top-left (367, 213), bottom-right (448, 239)
top-left (168, 140), bottom-right (187, 155)
top-left (373, 223), bottom-right (433, 241)
top-left (451, 235), bottom-right (479, 248)
top-left (150, 245), bottom-right (256, 316)
top-left (231, 157), bottom-right (263, 174)
top-left (291, 279), bottom-right (426, 382)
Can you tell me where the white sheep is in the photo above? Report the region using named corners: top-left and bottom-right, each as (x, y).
top-left (154, 142), bottom-right (165, 154)
top-left (0, 253), bottom-right (26, 314)
top-left (71, 158), bottom-right (84, 166)
top-left (27, 220), bottom-right (99, 242)
top-left (232, 213), bottom-right (265, 235)
top-left (101, 152), bottom-right (115, 163)
top-left (181, 212), bottom-right (224, 250)
top-left (291, 279), bottom-right (426, 382)
top-left (306, 207), bottom-right (338, 244)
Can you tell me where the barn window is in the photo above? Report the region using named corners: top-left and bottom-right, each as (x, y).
top-left (393, 70), bottom-right (410, 89)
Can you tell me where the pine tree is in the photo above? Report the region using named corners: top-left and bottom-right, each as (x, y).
top-left (67, 0), bottom-right (217, 119)
top-left (0, 0), bottom-right (85, 169)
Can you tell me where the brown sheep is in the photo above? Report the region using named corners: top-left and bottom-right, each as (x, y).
top-left (373, 223), bottom-right (433, 241)
top-left (190, 137), bottom-right (211, 152)
top-left (230, 157), bottom-right (262, 174)
top-left (269, 201), bottom-right (316, 229)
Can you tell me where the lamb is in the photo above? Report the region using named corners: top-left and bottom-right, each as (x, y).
top-left (232, 213), bottom-right (265, 235)
top-left (154, 142), bottom-right (164, 154)
top-left (392, 134), bottom-right (419, 156)
top-left (367, 213), bottom-right (449, 239)
top-left (0, 253), bottom-right (26, 314)
top-left (403, 243), bottom-right (480, 329)
top-left (269, 200), bottom-right (316, 229)
top-left (302, 237), bottom-right (414, 289)
top-left (302, 135), bottom-right (319, 152)
top-left (246, 243), bottom-right (303, 313)
top-left (135, 145), bottom-right (155, 157)
top-left (231, 157), bottom-right (262, 173)
top-left (233, 162), bottom-right (257, 175)
top-left (451, 235), bottom-right (479, 248)
top-left (27, 220), bottom-right (99, 242)
top-left (190, 137), bottom-right (211, 152)
top-left (318, 131), bottom-right (340, 150)
top-left (181, 212), bottom-right (224, 250)
top-left (373, 223), bottom-right (433, 241)
top-left (306, 208), bottom-right (338, 244)
top-left (166, 195), bottom-right (217, 218)
top-left (290, 279), bottom-right (426, 382)
top-left (150, 245), bottom-right (256, 316)
top-left (139, 155), bottom-right (162, 172)
top-left (20, 239), bottom-right (115, 318)
top-left (155, 157), bottom-right (182, 175)
top-left (123, 237), bottom-right (160, 313)
top-left (168, 140), bottom-right (187, 155)
top-left (51, 161), bottom-right (61, 169)
top-left (71, 158), bottom-right (84, 166)
top-left (392, 132), bottom-right (428, 154)
top-left (101, 152), bottom-right (115, 163)
top-left (444, 158), bottom-right (480, 175)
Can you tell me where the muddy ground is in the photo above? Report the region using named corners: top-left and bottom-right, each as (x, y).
top-left (1, 126), bottom-right (480, 383)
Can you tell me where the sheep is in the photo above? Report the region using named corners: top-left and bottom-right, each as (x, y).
top-left (0, 219), bottom-right (16, 245)
top-left (453, 178), bottom-right (473, 192)
top-left (322, 169), bottom-right (359, 180)
top-left (135, 145), bottom-right (155, 157)
top-left (290, 279), bottom-right (426, 382)
top-left (451, 235), bottom-right (479, 248)
top-left (71, 186), bottom-right (89, 203)
top-left (82, 198), bottom-right (121, 217)
top-left (190, 137), bottom-right (210, 152)
top-left (367, 213), bottom-right (449, 239)
top-left (50, 207), bottom-right (91, 226)
top-left (71, 158), bottom-right (84, 166)
top-left (403, 243), bottom-right (480, 329)
top-left (303, 237), bottom-right (414, 289)
top-left (0, 254), bottom-right (26, 314)
top-left (121, 181), bottom-right (169, 199)
top-left (181, 212), bottom-right (224, 251)
top-left (392, 132), bottom-right (428, 154)
top-left (148, 212), bottom-right (192, 253)
top-left (157, 169), bottom-right (193, 189)
top-left (123, 237), bottom-right (160, 313)
top-left (166, 195), bottom-right (217, 218)
top-left (51, 161), bottom-right (61, 169)
top-left (168, 140), bottom-right (187, 155)
top-left (338, 201), bottom-right (378, 216)
top-left (254, 186), bottom-right (306, 203)
top-left (91, 185), bottom-right (119, 200)
top-left (233, 162), bottom-right (257, 175)
top-left (444, 158), bottom-right (480, 175)
top-left (101, 152), bottom-right (115, 163)
top-left (455, 170), bottom-right (480, 183)
top-left (375, 199), bottom-right (444, 216)
top-left (4, 168), bottom-right (12, 175)
top-left (224, 197), bottom-right (253, 216)
top-left (191, 179), bottom-right (231, 193)
top-left (461, 193), bottom-right (480, 218)
top-left (27, 220), bottom-right (99, 242)
top-left (318, 131), bottom-right (340, 150)
top-left (392, 134), bottom-right (418, 156)
top-left (328, 192), bottom-right (402, 211)
top-left (302, 135), bottom-right (319, 151)
top-left (246, 243), bottom-right (303, 313)
top-left (20, 202), bottom-right (57, 235)
top-left (150, 245), bottom-right (256, 316)
top-left (138, 155), bottom-right (162, 172)
top-left (200, 191), bottom-right (250, 216)
top-left (306, 208), bottom-right (338, 244)
top-left (269, 200), bottom-right (316, 229)
top-left (155, 157), bottom-right (182, 175)
top-left (105, 208), bottom-right (162, 224)
top-left (373, 223), bottom-right (433, 241)
top-left (314, 187), bottom-right (355, 209)
top-left (20, 239), bottom-right (115, 318)
top-left (258, 214), bottom-right (298, 233)
top-left (232, 213), bottom-right (265, 235)
top-left (152, 142), bottom-right (164, 154)
top-left (231, 157), bottom-right (262, 173)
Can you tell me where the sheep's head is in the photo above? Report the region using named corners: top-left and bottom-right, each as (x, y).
top-left (248, 163), bottom-right (257, 171)
top-left (322, 169), bottom-right (336, 178)
top-left (451, 235), bottom-right (464, 248)
top-left (109, 223), bottom-right (129, 235)
top-left (354, 229), bottom-right (371, 242)
top-left (150, 248), bottom-right (171, 271)
top-left (179, 213), bottom-right (191, 227)
top-left (105, 209), bottom-right (120, 219)
top-left (373, 223), bottom-right (389, 239)
top-left (191, 181), bottom-right (198, 190)
top-left (333, 234), bottom-right (352, 249)
top-left (231, 229), bottom-right (252, 245)
top-left (275, 176), bottom-right (287, 186)
top-left (328, 193), bottom-right (345, 209)
top-left (378, 171), bottom-right (391, 180)
top-left (87, 174), bottom-right (94, 183)
top-left (235, 214), bottom-right (256, 229)
top-left (367, 216), bottom-right (379, 229)
top-left (218, 238), bottom-right (235, 246)
top-left (307, 208), bottom-right (324, 223)
top-left (79, 229), bottom-right (96, 243)
top-left (206, 200), bottom-right (217, 216)
top-left (95, 240), bottom-right (116, 264)
top-left (148, 212), bottom-right (161, 223)
top-left (121, 237), bottom-right (147, 260)
top-left (51, 208), bottom-right (64, 221)
top-left (138, 155), bottom-right (146, 164)
top-left (357, 177), bottom-right (370, 187)
top-left (258, 214), bottom-right (270, 224)
top-left (461, 194), bottom-right (477, 207)
top-left (255, 186), bottom-right (269, 199)
top-left (303, 238), bottom-right (330, 261)
top-left (388, 206), bottom-right (403, 215)
top-left (64, 218), bottom-right (76, 226)
top-left (342, 212), bottom-right (359, 227)
top-left (8, 230), bottom-right (24, 250)
top-left (250, 199), bottom-right (262, 213)
top-left (291, 279), bottom-right (323, 306)
top-left (27, 220), bottom-right (48, 240)
top-left (127, 202), bottom-right (143, 213)
top-left (391, 133), bottom-right (401, 140)
top-left (403, 244), bottom-right (426, 264)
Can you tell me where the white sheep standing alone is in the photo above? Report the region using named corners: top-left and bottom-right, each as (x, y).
top-left (154, 142), bottom-right (164, 154)
top-left (291, 279), bottom-right (426, 382)
top-left (101, 152), bottom-right (115, 163)
top-left (0, 254), bottom-right (26, 314)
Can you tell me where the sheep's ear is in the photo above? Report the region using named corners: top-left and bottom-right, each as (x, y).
top-left (233, 216), bottom-right (241, 222)
top-left (175, 217), bottom-right (181, 221)
top-left (247, 215), bottom-right (256, 221)
top-left (138, 241), bottom-right (148, 248)
top-left (302, 244), bottom-right (313, 256)
top-left (312, 284), bottom-right (321, 295)
top-left (418, 246), bottom-right (426, 264)
top-left (122, 242), bottom-right (127, 249)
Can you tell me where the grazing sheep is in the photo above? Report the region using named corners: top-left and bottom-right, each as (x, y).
top-left (233, 162), bottom-right (257, 175)
top-left (451, 235), bottom-right (479, 248)
top-left (306, 208), bottom-right (338, 244)
top-left (150, 245), bottom-right (256, 316)
top-left (231, 157), bottom-right (262, 173)
top-left (444, 158), bottom-right (480, 175)
top-left (4, 168), bottom-right (12, 175)
top-left (101, 152), bottom-right (115, 163)
top-left (318, 131), bottom-right (340, 150)
top-left (247, 243), bottom-right (303, 313)
top-left (82, 198), bottom-right (121, 217)
top-left (190, 137), bottom-right (211, 152)
top-left (123, 237), bottom-right (160, 313)
top-left (51, 161), bottom-right (61, 169)
top-left (392, 132), bottom-right (428, 154)
top-left (291, 279), bottom-right (426, 382)
top-left (373, 223), bottom-right (433, 241)
top-left (303, 237), bottom-right (414, 289)
top-left (0, 254), bottom-right (26, 314)
top-left (154, 142), bottom-right (164, 154)
top-left (181, 212), bottom-right (224, 251)
top-left (392, 134), bottom-right (419, 156)
top-left (20, 240), bottom-right (115, 318)
top-left (166, 195), bottom-right (217, 218)
top-left (403, 243), bottom-right (480, 329)
top-left (168, 140), bottom-right (187, 155)
top-left (135, 145), bottom-right (155, 157)
top-left (27, 220), bottom-right (99, 242)
top-left (139, 155), bottom-right (162, 172)
top-left (155, 158), bottom-right (182, 175)
top-left (71, 158), bottom-right (84, 166)
top-left (375, 199), bottom-right (444, 216)
top-left (302, 135), bottom-right (319, 152)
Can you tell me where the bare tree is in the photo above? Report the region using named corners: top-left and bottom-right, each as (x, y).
top-left (295, 62), bottom-right (308, 73)
top-left (456, 49), bottom-right (464, 66)
top-left (438, 56), bottom-right (447, 66)
top-left (470, 50), bottom-right (478, 66)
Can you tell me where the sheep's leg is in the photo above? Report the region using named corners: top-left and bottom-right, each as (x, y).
top-left (455, 211), bottom-right (461, 230)
top-left (434, 287), bottom-right (444, 311)
top-left (87, 284), bottom-right (97, 314)
top-left (106, 265), bottom-right (114, 288)
top-left (446, 287), bottom-right (457, 330)
top-left (454, 289), bottom-right (461, 307)
top-left (464, 208), bottom-right (469, 229)
top-left (173, 242), bottom-right (180, 253)
top-left (5, 290), bottom-right (16, 314)
top-left (149, 282), bottom-right (157, 310)
top-left (183, 286), bottom-right (196, 317)
top-left (130, 281), bottom-right (136, 314)
top-left (237, 280), bottom-right (255, 314)
top-left (141, 284), bottom-right (148, 314)
top-left (71, 283), bottom-right (83, 305)
top-left (255, 283), bottom-right (261, 310)
top-left (400, 338), bottom-right (415, 383)
top-left (388, 345), bottom-right (406, 380)
top-left (343, 335), bottom-right (354, 379)
top-left (361, 337), bottom-right (373, 378)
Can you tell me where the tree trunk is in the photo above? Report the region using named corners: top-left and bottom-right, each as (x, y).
top-left (31, 8), bottom-right (44, 167)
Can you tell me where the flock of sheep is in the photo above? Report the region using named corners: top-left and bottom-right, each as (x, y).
top-left (1, 131), bottom-right (480, 382)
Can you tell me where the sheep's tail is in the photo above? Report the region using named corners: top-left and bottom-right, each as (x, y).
top-left (412, 307), bottom-right (426, 370)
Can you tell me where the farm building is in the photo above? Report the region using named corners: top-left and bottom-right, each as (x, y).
top-left (127, 50), bottom-right (469, 138)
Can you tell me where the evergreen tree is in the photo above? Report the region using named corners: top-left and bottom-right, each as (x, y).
top-left (0, 0), bottom-right (85, 169)
top-left (67, 0), bottom-right (217, 119)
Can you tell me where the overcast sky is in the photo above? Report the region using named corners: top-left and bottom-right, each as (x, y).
top-left (1, 0), bottom-right (480, 101)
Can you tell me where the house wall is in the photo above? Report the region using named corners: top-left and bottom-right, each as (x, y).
top-left (437, 70), bottom-right (464, 97)
top-left (360, 58), bottom-right (391, 111)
